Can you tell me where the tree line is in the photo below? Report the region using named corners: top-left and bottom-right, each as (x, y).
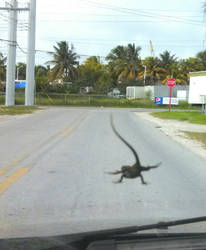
top-left (1, 41), bottom-right (206, 94)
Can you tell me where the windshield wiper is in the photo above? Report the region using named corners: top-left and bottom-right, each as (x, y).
top-left (75, 216), bottom-right (206, 240)
top-left (1, 217), bottom-right (206, 250)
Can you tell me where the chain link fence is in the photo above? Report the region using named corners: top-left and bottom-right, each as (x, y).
top-left (0, 91), bottom-right (157, 108)
top-left (0, 91), bottom-right (194, 109)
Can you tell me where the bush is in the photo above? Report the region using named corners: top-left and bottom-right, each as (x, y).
top-left (145, 89), bottom-right (152, 99)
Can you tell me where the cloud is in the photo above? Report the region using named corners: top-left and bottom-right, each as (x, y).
top-left (1, 0), bottom-right (204, 64)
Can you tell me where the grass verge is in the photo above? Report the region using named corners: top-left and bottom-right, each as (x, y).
top-left (183, 131), bottom-right (206, 149)
top-left (0, 106), bottom-right (39, 115)
top-left (0, 93), bottom-right (200, 109)
top-left (151, 111), bottom-right (206, 125)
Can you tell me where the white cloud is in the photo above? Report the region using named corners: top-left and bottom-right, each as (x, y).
top-left (0, 0), bottom-right (205, 64)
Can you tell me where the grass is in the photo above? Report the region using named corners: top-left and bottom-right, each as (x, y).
top-left (34, 94), bottom-right (160, 108)
top-left (32, 95), bottom-right (199, 109)
top-left (183, 131), bottom-right (206, 149)
top-left (0, 92), bottom-right (200, 109)
top-left (151, 111), bottom-right (206, 125)
top-left (0, 106), bottom-right (39, 115)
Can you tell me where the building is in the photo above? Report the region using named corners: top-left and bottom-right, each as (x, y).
top-left (126, 85), bottom-right (189, 100)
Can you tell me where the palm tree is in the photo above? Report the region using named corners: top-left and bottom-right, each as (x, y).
top-left (159, 50), bottom-right (178, 70)
top-left (126, 43), bottom-right (142, 80)
top-left (47, 41), bottom-right (79, 82)
top-left (106, 45), bottom-right (128, 80)
top-left (0, 52), bottom-right (6, 82)
top-left (35, 65), bottom-right (49, 76)
top-left (162, 62), bottom-right (188, 85)
top-left (196, 50), bottom-right (206, 69)
top-left (138, 57), bottom-right (166, 85)
top-left (106, 45), bottom-right (127, 61)
top-left (139, 54), bottom-right (188, 85)
top-left (16, 62), bottom-right (26, 80)
top-left (106, 43), bottom-right (141, 81)
top-left (84, 56), bottom-right (101, 64)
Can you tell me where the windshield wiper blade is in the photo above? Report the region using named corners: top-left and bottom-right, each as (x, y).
top-left (75, 216), bottom-right (206, 240)
top-left (136, 216), bottom-right (206, 232)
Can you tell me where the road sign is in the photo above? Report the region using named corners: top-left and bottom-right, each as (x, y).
top-left (167, 78), bottom-right (176, 87)
top-left (163, 97), bottom-right (179, 105)
top-left (154, 97), bottom-right (178, 105)
top-left (15, 80), bottom-right (26, 88)
top-left (167, 78), bottom-right (176, 110)
top-left (154, 97), bottom-right (163, 104)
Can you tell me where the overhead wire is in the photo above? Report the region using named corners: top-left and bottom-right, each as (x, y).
top-left (79, 0), bottom-right (203, 26)
top-left (37, 0), bottom-right (204, 26)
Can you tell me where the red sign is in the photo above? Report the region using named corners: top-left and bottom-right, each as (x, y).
top-left (167, 78), bottom-right (176, 87)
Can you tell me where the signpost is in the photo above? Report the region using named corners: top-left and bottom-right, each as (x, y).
top-left (15, 80), bottom-right (26, 88)
top-left (154, 97), bottom-right (179, 105)
top-left (167, 78), bottom-right (176, 111)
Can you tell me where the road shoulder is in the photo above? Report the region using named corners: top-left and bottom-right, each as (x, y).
top-left (135, 112), bottom-right (206, 159)
top-left (0, 106), bottom-right (47, 124)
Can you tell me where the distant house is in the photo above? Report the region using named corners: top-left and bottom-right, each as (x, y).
top-left (126, 85), bottom-right (189, 100)
top-left (49, 81), bottom-right (72, 88)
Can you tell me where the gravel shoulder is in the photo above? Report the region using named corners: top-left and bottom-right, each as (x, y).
top-left (135, 112), bottom-right (206, 160)
top-left (0, 107), bottom-right (47, 124)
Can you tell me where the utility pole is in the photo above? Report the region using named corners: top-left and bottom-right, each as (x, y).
top-left (16, 66), bottom-right (19, 80)
top-left (5, 0), bottom-right (18, 106)
top-left (25, 0), bottom-right (36, 106)
top-left (2, 1), bottom-right (29, 106)
top-left (143, 65), bottom-right (147, 86)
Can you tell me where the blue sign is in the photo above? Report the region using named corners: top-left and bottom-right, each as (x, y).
top-left (154, 97), bottom-right (163, 105)
top-left (15, 80), bottom-right (26, 88)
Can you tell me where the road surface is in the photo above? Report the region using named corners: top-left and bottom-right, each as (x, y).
top-left (0, 107), bottom-right (206, 238)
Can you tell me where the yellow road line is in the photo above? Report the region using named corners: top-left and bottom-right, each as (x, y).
top-left (0, 121), bottom-right (78, 177)
top-left (64, 115), bottom-right (87, 138)
top-left (0, 113), bottom-right (88, 178)
top-left (0, 154), bottom-right (29, 177)
top-left (0, 168), bottom-right (29, 195)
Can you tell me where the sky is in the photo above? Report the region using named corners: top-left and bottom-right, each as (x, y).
top-left (0, 0), bottom-right (206, 65)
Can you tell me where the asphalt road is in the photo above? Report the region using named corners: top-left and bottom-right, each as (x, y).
top-left (0, 107), bottom-right (206, 239)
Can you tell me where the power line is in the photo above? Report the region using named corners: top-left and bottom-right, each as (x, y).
top-left (37, 1), bottom-right (204, 27)
top-left (35, 49), bottom-right (106, 58)
top-left (16, 42), bottom-right (27, 54)
top-left (79, 0), bottom-right (203, 26)
top-left (38, 18), bottom-right (203, 26)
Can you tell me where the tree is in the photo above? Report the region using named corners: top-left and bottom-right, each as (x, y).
top-left (138, 56), bottom-right (166, 85)
top-left (106, 43), bottom-right (142, 81)
top-left (159, 50), bottom-right (178, 69)
top-left (163, 62), bottom-right (188, 85)
top-left (196, 50), bottom-right (206, 69)
top-left (78, 56), bottom-right (112, 93)
top-left (16, 62), bottom-right (26, 80)
top-left (179, 57), bottom-right (204, 73)
top-left (78, 56), bottom-right (103, 87)
top-left (47, 41), bottom-right (79, 82)
top-left (35, 65), bottom-right (50, 91)
top-left (0, 52), bottom-right (6, 82)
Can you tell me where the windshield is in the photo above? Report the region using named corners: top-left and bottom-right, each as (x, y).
top-left (1, 0), bottom-right (206, 240)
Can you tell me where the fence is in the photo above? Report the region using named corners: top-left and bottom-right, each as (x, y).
top-left (0, 92), bottom-right (159, 108)
top-left (0, 91), bottom-right (194, 109)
